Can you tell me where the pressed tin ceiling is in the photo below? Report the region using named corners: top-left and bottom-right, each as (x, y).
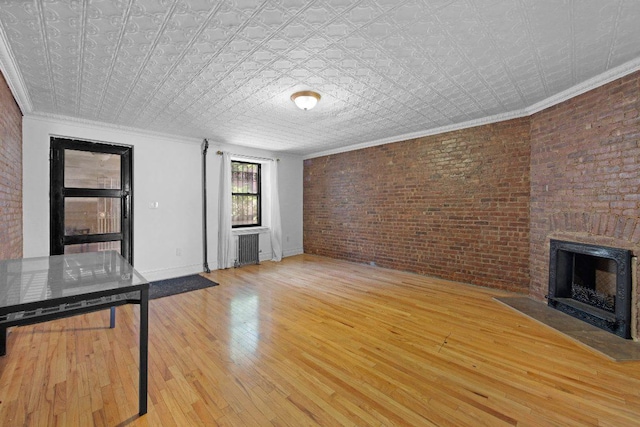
top-left (0, 1), bottom-right (639, 157)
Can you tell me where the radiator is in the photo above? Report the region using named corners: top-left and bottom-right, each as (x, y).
top-left (235, 233), bottom-right (260, 267)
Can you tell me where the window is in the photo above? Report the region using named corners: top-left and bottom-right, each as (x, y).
top-left (232, 161), bottom-right (261, 227)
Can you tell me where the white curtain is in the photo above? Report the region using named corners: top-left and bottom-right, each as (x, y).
top-left (270, 160), bottom-right (283, 262)
top-left (217, 153), bottom-right (235, 269)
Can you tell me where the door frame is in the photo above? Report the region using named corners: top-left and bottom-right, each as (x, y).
top-left (49, 137), bottom-right (134, 264)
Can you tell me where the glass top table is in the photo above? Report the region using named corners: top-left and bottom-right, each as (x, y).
top-left (0, 251), bottom-right (149, 416)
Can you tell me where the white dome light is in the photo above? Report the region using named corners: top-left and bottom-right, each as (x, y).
top-left (291, 91), bottom-right (321, 111)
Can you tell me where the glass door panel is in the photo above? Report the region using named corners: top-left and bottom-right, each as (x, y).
top-left (64, 241), bottom-right (121, 255)
top-left (64, 197), bottom-right (121, 235)
top-left (64, 150), bottom-right (121, 189)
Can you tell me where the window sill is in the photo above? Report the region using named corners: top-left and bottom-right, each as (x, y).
top-left (232, 227), bottom-right (270, 235)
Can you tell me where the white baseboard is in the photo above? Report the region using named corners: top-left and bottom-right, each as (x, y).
top-left (259, 247), bottom-right (304, 262)
top-left (140, 263), bottom-right (204, 282)
top-left (206, 247), bottom-right (305, 271)
top-left (259, 251), bottom-right (272, 262)
top-left (284, 247), bottom-right (304, 257)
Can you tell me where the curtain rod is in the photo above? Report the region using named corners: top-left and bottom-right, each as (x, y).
top-left (216, 150), bottom-right (279, 161)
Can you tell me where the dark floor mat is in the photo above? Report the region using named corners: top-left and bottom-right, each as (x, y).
top-left (149, 274), bottom-right (218, 300)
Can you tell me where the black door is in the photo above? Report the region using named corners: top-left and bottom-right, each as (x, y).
top-left (50, 138), bottom-right (133, 263)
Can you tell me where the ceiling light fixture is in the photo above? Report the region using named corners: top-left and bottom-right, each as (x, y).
top-left (291, 90), bottom-right (321, 111)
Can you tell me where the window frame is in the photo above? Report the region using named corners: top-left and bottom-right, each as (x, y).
top-left (231, 160), bottom-right (262, 228)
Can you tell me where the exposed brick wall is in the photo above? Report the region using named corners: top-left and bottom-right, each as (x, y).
top-left (0, 70), bottom-right (22, 260)
top-left (304, 119), bottom-right (531, 292)
top-left (530, 70), bottom-right (640, 337)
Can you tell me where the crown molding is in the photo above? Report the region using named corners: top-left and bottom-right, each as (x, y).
top-left (25, 112), bottom-right (204, 146)
top-left (0, 20), bottom-right (32, 114)
top-left (303, 109), bottom-right (530, 160)
top-left (524, 57), bottom-right (640, 116)
top-left (304, 57), bottom-right (640, 160)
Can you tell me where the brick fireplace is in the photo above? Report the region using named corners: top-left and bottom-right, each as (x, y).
top-left (530, 70), bottom-right (640, 340)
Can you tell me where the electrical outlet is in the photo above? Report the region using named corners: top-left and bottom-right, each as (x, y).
top-left (176, 248), bottom-right (182, 256)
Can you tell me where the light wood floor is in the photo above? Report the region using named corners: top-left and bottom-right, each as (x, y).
top-left (2, 254), bottom-right (640, 426)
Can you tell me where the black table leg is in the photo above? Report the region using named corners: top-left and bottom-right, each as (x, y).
top-left (139, 287), bottom-right (149, 416)
top-left (110, 306), bottom-right (116, 328)
top-left (0, 325), bottom-right (6, 356)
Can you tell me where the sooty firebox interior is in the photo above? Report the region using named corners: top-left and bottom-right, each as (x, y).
top-left (548, 239), bottom-right (633, 339)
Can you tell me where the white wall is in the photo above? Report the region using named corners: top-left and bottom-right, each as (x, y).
top-left (278, 154), bottom-right (304, 257)
top-left (22, 115), bottom-right (304, 280)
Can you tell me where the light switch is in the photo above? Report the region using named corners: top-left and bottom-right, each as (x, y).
top-left (149, 201), bottom-right (159, 209)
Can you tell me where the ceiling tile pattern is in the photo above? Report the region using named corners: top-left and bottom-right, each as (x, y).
top-left (1, 0), bottom-right (639, 155)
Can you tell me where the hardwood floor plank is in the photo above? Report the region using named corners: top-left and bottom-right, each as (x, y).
top-left (191, 396), bottom-right (223, 425)
top-left (1, 254), bottom-right (640, 425)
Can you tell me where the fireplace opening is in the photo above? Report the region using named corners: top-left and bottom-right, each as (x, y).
top-left (548, 239), bottom-right (632, 339)
top-left (570, 253), bottom-right (616, 312)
